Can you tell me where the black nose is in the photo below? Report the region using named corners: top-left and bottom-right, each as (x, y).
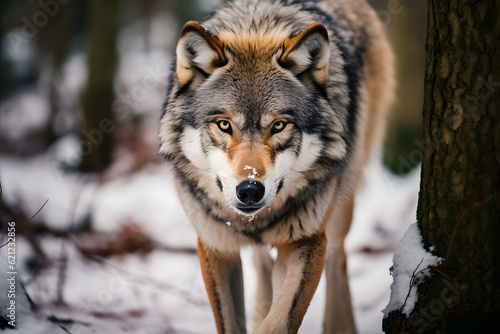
top-left (236, 181), bottom-right (265, 204)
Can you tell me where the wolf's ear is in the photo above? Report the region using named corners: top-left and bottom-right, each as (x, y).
top-left (279, 22), bottom-right (330, 86)
top-left (176, 21), bottom-right (227, 87)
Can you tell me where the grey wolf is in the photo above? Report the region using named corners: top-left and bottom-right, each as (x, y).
top-left (159, 0), bottom-right (394, 332)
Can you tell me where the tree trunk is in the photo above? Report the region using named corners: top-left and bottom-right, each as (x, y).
top-left (384, 0), bottom-right (500, 333)
top-left (79, 0), bottom-right (119, 172)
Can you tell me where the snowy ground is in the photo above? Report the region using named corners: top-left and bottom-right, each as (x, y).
top-left (0, 149), bottom-right (420, 334)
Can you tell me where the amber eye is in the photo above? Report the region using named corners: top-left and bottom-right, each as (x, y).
top-left (217, 120), bottom-right (232, 134)
top-left (271, 121), bottom-right (287, 134)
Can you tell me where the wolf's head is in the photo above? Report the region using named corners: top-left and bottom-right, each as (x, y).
top-left (159, 17), bottom-right (349, 220)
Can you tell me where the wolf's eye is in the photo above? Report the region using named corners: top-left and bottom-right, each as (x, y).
top-left (217, 120), bottom-right (232, 135)
top-left (271, 121), bottom-right (287, 135)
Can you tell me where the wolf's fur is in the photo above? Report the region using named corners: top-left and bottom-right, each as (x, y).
top-left (159, 0), bottom-right (394, 332)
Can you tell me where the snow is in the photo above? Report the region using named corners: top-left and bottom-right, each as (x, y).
top-left (90, 165), bottom-right (197, 248)
top-left (382, 223), bottom-right (443, 317)
top-left (2, 28), bottom-right (37, 76)
top-left (0, 91), bottom-right (51, 140)
top-left (0, 154), bottom-right (89, 230)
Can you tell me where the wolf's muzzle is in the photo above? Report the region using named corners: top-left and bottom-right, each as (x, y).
top-left (236, 181), bottom-right (265, 213)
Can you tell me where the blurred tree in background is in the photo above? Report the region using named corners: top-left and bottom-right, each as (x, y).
top-left (384, 0), bottom-right (427, 175)
top-left (366, 0), bottom-right (427, 175)
top-left (79, 0), bottom-right (120, 172)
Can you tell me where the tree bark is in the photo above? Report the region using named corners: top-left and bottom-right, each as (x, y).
top-left (384, 0), bottom-right (500, 333)
top-left (79, 0), bottom-right (119, 172)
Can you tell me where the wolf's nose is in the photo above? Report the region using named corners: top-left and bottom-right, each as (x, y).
top-left (236, 181), bottom-right (265, 204)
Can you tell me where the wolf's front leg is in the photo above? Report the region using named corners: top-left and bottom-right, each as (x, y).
top-left (254, 231), bottom-right (327, 334)
top-left (324, 194), bottom-right (356, 334)
top-left (198, 238), bottom-right (246, 334)
top-left (253, 246), bottom-right (274, 328)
